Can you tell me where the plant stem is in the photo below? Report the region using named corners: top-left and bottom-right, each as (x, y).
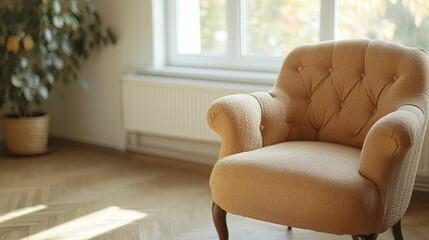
top-left (17, 101), bottom-right (29, 118)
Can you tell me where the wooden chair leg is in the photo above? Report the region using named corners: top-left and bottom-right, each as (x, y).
top-left (352, 234), bottom-right (378, 240)
top-left (392, 219), bottom-right (403, 240)
top-left (212, 202), bottom-right (228, 240)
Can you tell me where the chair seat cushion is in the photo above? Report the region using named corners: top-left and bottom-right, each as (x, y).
top-left (210, 141), bottom-right (379, 235)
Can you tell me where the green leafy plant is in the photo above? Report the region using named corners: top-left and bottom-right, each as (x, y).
top-left (0, 0), bottom-right (116, 117)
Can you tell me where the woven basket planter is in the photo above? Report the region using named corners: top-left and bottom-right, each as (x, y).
top-left (2, 113), bottom-right (50, 155)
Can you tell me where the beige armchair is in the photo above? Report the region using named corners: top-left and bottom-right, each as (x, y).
top-left (207, 40), bottom-right (429, 240)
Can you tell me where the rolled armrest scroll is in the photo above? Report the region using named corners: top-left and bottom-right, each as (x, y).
top-left (207, 94), bottom-right (263, 159)
top-left (207, 90), bottom-right (289, 159)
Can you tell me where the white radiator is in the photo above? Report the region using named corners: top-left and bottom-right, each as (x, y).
top-left (121, 74), bottom-right (429, 177)
top-left (121, 74), bottom-right (265, 142)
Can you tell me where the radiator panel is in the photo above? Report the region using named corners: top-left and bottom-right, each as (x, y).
top-left (122, 75), bottom-right (262, 142)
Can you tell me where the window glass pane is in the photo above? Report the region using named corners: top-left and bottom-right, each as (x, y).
top-left (176, 0), bottom-right (227, 55)
top-left (338, 0), bottom-right (429, 51)
top-left (242, 0), bottom-right (321, 57)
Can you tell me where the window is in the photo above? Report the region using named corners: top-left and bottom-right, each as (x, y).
top-left (167, 0), bottom-right (429, 72)
top-left (175, 0), bottom-right (227, 56)
top-left (242, 1), bottom-right (321, 57)
top-left (337, 0), bottom-right (429, 50)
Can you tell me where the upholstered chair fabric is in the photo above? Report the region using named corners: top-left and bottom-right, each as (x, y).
top-left (207, 39), bottom-right (429, 236)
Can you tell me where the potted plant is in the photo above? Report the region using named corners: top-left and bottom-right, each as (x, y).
top-left (0, 0), bottom-right (116, 155)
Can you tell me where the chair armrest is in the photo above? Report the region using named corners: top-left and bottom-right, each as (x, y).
top-left (207, 94), bottom-right (263, 159)
top-left (207, 91), bottom-right (289, 159)
top-left (360, 105), bottom-right (426, 232)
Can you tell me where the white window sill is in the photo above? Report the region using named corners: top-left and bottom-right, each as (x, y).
top-left (136, 65), bottom-right (277, 86)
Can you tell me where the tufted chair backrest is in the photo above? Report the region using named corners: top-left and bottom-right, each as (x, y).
top-left (271, 39), bottom-right (429, 148)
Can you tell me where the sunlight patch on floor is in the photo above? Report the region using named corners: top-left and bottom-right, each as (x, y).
top-left (23, 206), bottom-right (147, 240)
top-left (0, 205), bottom-right (47, 223)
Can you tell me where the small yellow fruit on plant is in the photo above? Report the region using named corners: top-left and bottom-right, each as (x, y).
top-left (23, 35), bottom-right (35, 51)
top-left (6, 35), bottom-right (19, 53)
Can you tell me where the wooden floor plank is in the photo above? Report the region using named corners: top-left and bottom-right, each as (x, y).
top-left (0, 141), bottom-right (428, 239)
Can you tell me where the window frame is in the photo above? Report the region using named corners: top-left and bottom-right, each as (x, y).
top-left (166, 0), bottom-right (339, 72)
top-left (166, 0), bottom-right (338, 72)
top-left (163, 0), bottom-right (428, 73)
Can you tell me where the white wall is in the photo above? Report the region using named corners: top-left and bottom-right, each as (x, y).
top-left (44, 0), bottom-right (153, 150)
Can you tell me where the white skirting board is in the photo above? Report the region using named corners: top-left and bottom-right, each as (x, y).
top-left (127, 133), bottom-right (219, 166)
top-left (417, 128), bottom-right (429, 177)
top-left (414, 182), bottom-right (429, 192)
top-left (414, 176), bottom-right (429, 192)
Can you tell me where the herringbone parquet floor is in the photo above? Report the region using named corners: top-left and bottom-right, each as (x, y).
top-left (0, 140), bottom-right (428, 240)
